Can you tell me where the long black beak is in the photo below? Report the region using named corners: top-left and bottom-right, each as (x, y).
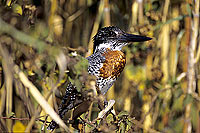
top-left (118, 33), bottom-right (152, 42)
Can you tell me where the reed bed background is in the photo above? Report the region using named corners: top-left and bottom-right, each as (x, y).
top-left (0, 0), bottom-right (200, 132)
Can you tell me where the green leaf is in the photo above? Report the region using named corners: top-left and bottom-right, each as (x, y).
top-left (106, 114), bottom-right (113, 123)
top-left (74, 56), bottom-right (88, 76)
top-left (186, 3), bottom-right (192, 16)
top-left (153, 15), bottom-right (184, 30)
top-left (191, 103), bottom-right (198, 130)
top-left (183, 94), bottom-right (193, 107)
top-left (169, 117), bottom-right (184, 132)
top-left (172, 94), bottom-right (185, 111)
top-left (117, 111), bottom-right (129, 118)
top-left (126, 118), bottom-right (132, 131)
top-left (119, 122), bottom-right (126, 133)
top-left (12, 4), bottom-right (22, 15)
top-left (8, 112), bottom-right (16, 118)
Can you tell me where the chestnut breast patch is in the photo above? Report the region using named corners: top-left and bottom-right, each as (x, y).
top-left (99, 49), bottom-right (126, 79)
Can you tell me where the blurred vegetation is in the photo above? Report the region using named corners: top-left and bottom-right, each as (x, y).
top-left (0, 0), bottom-right (200, 132)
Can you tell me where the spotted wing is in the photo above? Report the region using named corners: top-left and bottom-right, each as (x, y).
top-left (86, 52), bottom-right (106, 76)
top-left (47, 82), bottom-right (78, 131)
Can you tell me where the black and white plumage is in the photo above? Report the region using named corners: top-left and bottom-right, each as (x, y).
top-left (47, 82), bottom-right (79, 130)
top-left (47, 26), bottom-right (151, 131)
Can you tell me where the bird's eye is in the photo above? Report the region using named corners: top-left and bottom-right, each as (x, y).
top-left (107, 31), bottom-right (116, 38)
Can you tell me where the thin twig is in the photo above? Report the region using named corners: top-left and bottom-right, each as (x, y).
top-left (0, 116), bottom-right (30, 121)
top-left (41, 115), bottom-right (49, 131)
top-left (79, 117), bottom-right (98, 129)
top-left (0, 116), bottom-right (51, 123)
top-left (67, 7), bottom-right (86, 22)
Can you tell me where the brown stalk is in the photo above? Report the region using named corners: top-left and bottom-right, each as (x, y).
top-left (184, 0), bottom-right (199, 132)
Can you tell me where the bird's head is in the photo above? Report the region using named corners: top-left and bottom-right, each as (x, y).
top-left (93, 26), bottom-right (152, 53)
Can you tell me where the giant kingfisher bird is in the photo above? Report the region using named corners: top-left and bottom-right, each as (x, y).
top-left (47, 26), bottom-right (152, 130)
top-left (87, 26), bottom-right (151, 95)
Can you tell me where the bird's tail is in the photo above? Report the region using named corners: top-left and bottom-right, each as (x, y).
top-left (47, 82), bottom-right (78, 131)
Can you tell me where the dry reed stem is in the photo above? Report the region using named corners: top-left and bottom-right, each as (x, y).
top-left (131, 1), bottom-right (138, 26)
top-left (85, 0), bottom-right (104, 57)
top-left (0, 44), bottom-right (14, 132)
top-left (103, 0), bottom-right (111, 26)
top-left (138, 0), bottom-right (144, 25)
top-left (0, 85), bottom-right (6, 116)
top-left (194, 0), bottom-right (200, 64)
top-left (184, 0), bottom-right (199, 132)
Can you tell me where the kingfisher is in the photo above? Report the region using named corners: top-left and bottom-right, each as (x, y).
top-left (87, 26), bottom-right (151, 95)
top-left (47, 26), bottom-right (151, 131)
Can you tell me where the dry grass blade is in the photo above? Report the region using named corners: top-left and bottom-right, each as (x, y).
top-left (14, 66), bottom-right (70, 132)
top-left (0, 45), bottom-right (13, 132)
top-left (56, 52), bottom-right (67, 81)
